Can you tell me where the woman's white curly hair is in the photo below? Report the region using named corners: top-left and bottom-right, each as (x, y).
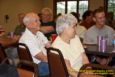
top-left (56, 14), bottom-right (78, 35)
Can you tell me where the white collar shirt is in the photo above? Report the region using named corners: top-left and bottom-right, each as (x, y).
top-left (19, 28), bottom-right (48, 64)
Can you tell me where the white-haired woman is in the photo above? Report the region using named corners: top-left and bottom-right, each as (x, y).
top-left (52, 14), bottom-right (89, 77)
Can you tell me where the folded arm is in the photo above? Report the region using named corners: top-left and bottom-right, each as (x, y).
top-left (35, 51), bottom-right (48, 63)
top-left (40, 26), bottom-right (54, 34)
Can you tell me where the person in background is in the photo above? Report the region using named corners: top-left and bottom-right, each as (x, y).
top-left (55, 13), bottom-right (62, 21)
top-left (40, 8), bottom-right (56, 39)
top-left (83, 8), bottom-right (114, 65)
top-left (75, 24), bottom-right (87, 42)
top-left (57, 13), bottom-right (62, 18)
top-left (38, 13), bottom-right (42, 21)
top-left (71, 12), bottom-right (87, 42)
top-left (5, 13), bottom-right (25, 61)
top-left (52, 14), bottom-right (89, 77)
top-left (112, 20), bottom-right (115, 30)
top-left (105, 12), bottom-right (114, 29)
top-left (84, 8), bottom-right (114, 45)
top-left (80, 10), bottom-right (95, 29)
top-left (0, 25), bottom-right (5, 37)
top-left (71, 12), bottom-right (81, 23)
top-left (19, 12), bottom-right (51, 76)
top-left (13, 13), bottom-right (26, 42)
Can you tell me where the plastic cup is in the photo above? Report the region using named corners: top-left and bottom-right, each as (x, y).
top-left (51, 34), bottom-right (57, 42)
top-left (7, 32), bottom-right (14, 38)
top-left (97, 36), bottom-right (103, 51)
top-left (101, 39), bottom-right (107, 52)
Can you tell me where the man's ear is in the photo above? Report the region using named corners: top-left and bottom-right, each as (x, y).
top-left (93, 17), bottom-right (96, 22)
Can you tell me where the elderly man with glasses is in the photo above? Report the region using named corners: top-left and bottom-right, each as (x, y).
top-left (19, 12), bottom-right (51, 76)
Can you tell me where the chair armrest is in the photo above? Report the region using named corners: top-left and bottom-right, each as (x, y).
top-left (17, 60), bottom-right (38, 77)
top-left (17, 68), bottom-right (34, 77)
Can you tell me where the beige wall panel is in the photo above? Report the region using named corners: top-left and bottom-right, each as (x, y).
top-left (89, 0), bottom-right (104, 11)
top-left (0, 0), bottom-right (42, 33)
top-left (42, 0), bottom-right (53, 11)
top-left (0, 0), bottom-right (104, 32)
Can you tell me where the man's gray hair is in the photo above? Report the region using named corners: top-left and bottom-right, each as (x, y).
top-left (56, 14), bottom-right (78, 35)
top-left (23, 12), bottom-right (40, 26)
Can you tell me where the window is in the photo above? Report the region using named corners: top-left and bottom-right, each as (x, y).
top-left (57, 1), bottom-right (65, 14)
top-left (67, 1), bottom-right (77, 13)
top-left (107, 0), bottom-right (115, 18)
top-left (56, 0), bottom-right (88, 19)
top-left (79, 1), bottom-right (88, 19)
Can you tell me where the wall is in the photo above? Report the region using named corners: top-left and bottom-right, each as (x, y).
top-left (0, 0), bottom-right (104, 32)
top-left (43, 0), bottom-right (104, 10)
top-left (89, 0), bottom-right (104, 11)
top-left (0, 0), bottom-right (43, 33)
top-left (43, 0), bottom-right (104, 12)
top-left (42, 0), bottom-right (53, 11)
top-left (42, 0), bottom-right (104, 18)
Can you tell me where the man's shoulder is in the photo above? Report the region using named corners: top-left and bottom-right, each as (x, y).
top-left (105, 25), bottom-right (114, 31)
top-left (19, 33), bottom-right (29, 42)
top-left (77, 25), bottom-right (86, 30)
top-left (19, 30), bottom-right (33, 42)
top-left (36, 31), bottom-right (41, 36)
top-left (86, 26), bottom-right (95, 33)
top-left (36, 31), bottom-right (46, 38)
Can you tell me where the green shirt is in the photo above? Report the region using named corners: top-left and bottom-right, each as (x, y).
top-left (14, 25), bottom-right (25, 35)
top-left (41, 21), bottom-right (56, 39)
